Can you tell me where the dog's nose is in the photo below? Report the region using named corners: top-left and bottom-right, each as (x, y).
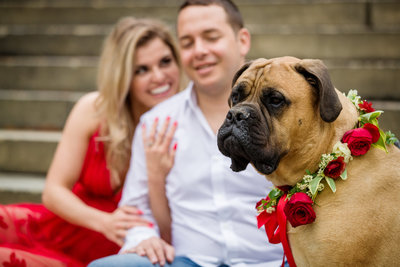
top-left (226, 109), bottom-right (250, 123)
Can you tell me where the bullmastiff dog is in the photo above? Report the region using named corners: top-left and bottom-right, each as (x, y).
top-left (217, 56), bottom-right (400, 266)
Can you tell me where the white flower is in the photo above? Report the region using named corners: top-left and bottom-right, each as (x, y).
top-left (266, 207), bottom-right (276, 213)
top-left (303, 175), bottom-right (313, 183)
top-left (332, 141), bottom-right (353, 163)
top-left (318, 183), bottom-right (325, 191)
top-left (319, 154), bottom-right (334, 169)
top-left (297, 182), bottom-right (308, 191)
top-left (347, 89), bottom-right (361, 107)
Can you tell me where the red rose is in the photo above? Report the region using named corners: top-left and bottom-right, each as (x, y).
top-left (358, 101), bottom-right (375, 113)
top-left (363, 123), bottom-right (380, 143)
top-left (342, 128), bottom-right (372, 156)
top-left (324, 157), bottom-right (346, 179)
top-left (284, 192), bottom-right (316, 227)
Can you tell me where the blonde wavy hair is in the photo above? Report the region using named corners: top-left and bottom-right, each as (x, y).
top-left (95, 17), bottom-right (181, 185)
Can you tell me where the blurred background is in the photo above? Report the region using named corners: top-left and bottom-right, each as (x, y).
top-left (0, 0), bottom-right (399, 203)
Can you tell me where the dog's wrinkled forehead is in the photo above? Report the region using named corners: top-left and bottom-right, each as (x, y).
top-left (231, 56), bottom-right (343, 123)
top-left (230, 57), bottom-right (301, 105)
top-left (237, 57), bottom-right (301, 82)
top-left (233, 59), bottom-right (270, 88)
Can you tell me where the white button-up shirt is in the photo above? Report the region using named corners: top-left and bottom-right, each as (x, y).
top-left (120, 82), bottom-right (283, 267)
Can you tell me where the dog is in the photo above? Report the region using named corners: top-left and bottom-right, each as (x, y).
top-left (217, 56), bottom-right (400, 266)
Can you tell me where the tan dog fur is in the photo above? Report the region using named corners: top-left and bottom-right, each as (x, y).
top-left (221, 57), bottom-right (400, 266)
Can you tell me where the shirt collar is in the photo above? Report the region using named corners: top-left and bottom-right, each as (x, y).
top-left (182, 81), bottom-right (198, 113)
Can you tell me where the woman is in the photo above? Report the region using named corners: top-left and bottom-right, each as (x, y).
top-left (0, 17), bottom-right (181, 266)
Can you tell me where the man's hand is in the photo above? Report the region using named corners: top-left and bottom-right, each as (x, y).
top-left (122, 236), bottom-right (174, 266)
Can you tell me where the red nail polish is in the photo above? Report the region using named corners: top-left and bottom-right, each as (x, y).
top-left (148, 223), bottom-right (154, 228)
top-left (173, 143), bottom-right (178, 150)
top-left (154, 117), bottom-right (159, 122)
top-left (166, 116), bottom-right (171, 121)
top-left (173, 121), bottom-right (178, 127)
top-left (137, 209), bottom-right (143, 215)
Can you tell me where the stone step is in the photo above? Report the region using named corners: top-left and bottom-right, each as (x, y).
top-left (0, 172), bottom-right (44, 204)
top-left (326, 59), bottom-right (400, 101)
top-left (0, 129), bottom-right (60, 174)
top-left (0, 1), bottom-right (399, 27)
top-left (248, 29), bottom-right (400, 60)
top-left (0, 56), bottom-right (97, 91)
top-left (1, 25), bottom-right (399, 58)
top-left (0, 89), bottom-right (84, 129)
top-left (0, 2), bottom-right (179, 26)
top-left (0, 1), bottom-right (382, 26)
top-left (0, 57), bottom-right (399, 101)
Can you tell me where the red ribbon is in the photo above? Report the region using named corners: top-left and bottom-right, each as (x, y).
top-left (257, 194), bottom-right (297, 267)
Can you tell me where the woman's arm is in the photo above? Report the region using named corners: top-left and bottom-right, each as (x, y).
top-left (142, 117), bottom-right (178, 244)
top-left (42, 92), bottom-right (149, 246)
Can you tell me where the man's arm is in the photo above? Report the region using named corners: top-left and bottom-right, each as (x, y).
top-left (119, 117), bottom-right (175, 266)
top-left (119, 118), bottom-right (159, 248)
top-left (142, 117), bottom-right (178, 244)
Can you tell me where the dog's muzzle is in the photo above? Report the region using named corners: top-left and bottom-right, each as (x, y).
top-left (217, 105), bottom-right (278, 174)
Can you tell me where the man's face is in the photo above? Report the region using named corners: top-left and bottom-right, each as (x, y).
top-left (177, 5), bottom-right (248, 93)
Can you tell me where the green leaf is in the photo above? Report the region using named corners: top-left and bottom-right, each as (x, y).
top-left (372, 128), bottom-right (388, 153)
top-left (325, 177), bottom-right (336, 193)
top-left (310, 175), bottom-right (324, 196)
top-left (340, 169), bottom-right (347, 180)
top-left (289, 186), bottom-right (300, 195)
top-left (268, 188), bottom-right (283, 199)
top-left (360, 111), bottom-right (383, 123)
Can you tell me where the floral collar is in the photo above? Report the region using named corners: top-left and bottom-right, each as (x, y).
top-left (256, 90), bottom-right (398, 228)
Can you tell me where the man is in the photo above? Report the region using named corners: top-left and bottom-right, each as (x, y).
top-left (90, 1), bottom-right (283, 266)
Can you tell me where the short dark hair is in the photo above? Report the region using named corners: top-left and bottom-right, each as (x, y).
top-left (179, 0), bottom-right (244, 32)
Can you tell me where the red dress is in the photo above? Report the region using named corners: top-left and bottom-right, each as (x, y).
top-left (0, 130), bottom-right (122, 266)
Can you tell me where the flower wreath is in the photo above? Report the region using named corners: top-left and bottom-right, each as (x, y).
top-left (255, 90), bottom-right (398, 263)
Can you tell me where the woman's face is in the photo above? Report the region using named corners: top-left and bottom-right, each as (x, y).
top-left (130, 37), bottom-right (180, 112)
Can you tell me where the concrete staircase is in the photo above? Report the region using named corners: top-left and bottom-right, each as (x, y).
top-left (1, 0), bottom-right (399, 203)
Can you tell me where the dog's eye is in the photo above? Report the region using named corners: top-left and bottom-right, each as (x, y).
top-left (262, 89), bottom-right (287, 110)
top-left (269, 96), bottom-right (284, 108)
top-left (231, 92), bottom-right (240, 105)
top-left (268, 96), bottom-right (284, 107)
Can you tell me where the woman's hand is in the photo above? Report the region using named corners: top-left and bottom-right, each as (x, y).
top-left (101, 206), bottom-right (152, 246)
top-left (142, 116), bottom-right (178, 183)
top-left (122, 236), bottom-right (174, 266)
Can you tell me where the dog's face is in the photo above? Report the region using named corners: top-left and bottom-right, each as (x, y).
top-left (217, 56), bottom-right (343, 186)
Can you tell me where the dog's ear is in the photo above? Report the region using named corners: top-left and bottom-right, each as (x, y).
top-left (295, 59), bottom-right (342, 122)
top-left (232, 61), bottom-right (252, 87)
